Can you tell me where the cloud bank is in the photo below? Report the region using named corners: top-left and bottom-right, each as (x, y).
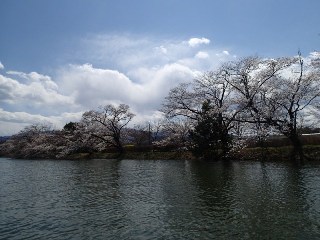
top-left (1, 35), bottom-right (237, 135)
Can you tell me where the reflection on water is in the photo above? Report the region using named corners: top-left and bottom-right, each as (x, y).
top-left (1, 158), bottom-right (320, 239)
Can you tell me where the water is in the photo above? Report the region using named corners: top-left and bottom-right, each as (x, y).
top-left (1, 158), bottom-right (320, 239)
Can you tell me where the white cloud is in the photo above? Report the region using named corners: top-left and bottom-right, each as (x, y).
top-left (82, 35), bottom-right (191, 71)
top-left (0, 74), bottom-right (74, 109)
top-left (80, 34), bottom-right (223, 72)
top-left (7, 71), bottom-right (59, 90)
top-left (0, 61), bottom-right (4, 69)
top-left (216, 50), bottom-right (231, 57)
top-left (0, 34), bottom-right (238, 135)
top-left (130, 110), bottom-right (165, 126)
top-left (58, 63), bottom-right (144, 108)
top-left (188, 37), bottom-right (210, 47)
top-left (222, 50), bottom-right (230, 55)
top-left (0, 108), bottom-right (53, 124)
top-left (195, 51), bottom-right (210, 59)
top-left (57, 62), bottom-right (197, 112)
top-left (0, 108), bottom-right (83, 135)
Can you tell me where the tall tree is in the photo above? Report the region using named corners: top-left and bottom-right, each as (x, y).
top-left (81, 104), bottom-right (135, 153)
top-left (162, 83), bottom-right (201, 120)
top-left (162, 71), bottom-right (238, 159)
top-left (163, 53), bottom-right (320, 161)
top-left (189, 100), bottom-right (232, 161)
top-left (221, 54), bottom-right (320, 160)
top-left (219, 56), bottom-right (294, 146)
top-left (261, 53), bottom-right (320, 160)
top-left (194, 70), bottom-right (240, 155)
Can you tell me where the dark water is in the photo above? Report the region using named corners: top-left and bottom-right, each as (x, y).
top-left (1, 158), bottom-right (320, 239)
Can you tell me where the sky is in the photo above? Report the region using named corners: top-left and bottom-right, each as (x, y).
top-left (0, 0), bottom-right (319, 135)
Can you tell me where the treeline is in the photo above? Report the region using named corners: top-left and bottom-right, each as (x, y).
top-left (0, 104), bottom-right (182, 159)
top-left (161, 53), bottom-right (320, 161)
top-left (1, 53), bottom-right (320, 161)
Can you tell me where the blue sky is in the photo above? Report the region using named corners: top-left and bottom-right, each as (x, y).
top-left (0, 0), bottom-right (319, 135)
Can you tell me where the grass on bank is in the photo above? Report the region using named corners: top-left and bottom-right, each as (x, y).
top-left (67, 150), bottom-right (196, 160)
top-left (66, 145), bottom-right (320, 161)
top-left (237, 145), bottom-right (320, 161)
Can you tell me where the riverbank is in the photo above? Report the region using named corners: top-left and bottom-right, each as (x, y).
top-left (64, 145), bottom-right (320, 161)
top-left (237, 145), bottom-right (320, 161)
top-left (66, 150), bottom-right (196, 160)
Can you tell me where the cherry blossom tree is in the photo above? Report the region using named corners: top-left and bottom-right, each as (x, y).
top-left (81, 104), bottom-right (135, 153)
top-left (162, 53), bottom-right (320, 161)
top-left (259, 53), bottom-right (320, 160)
top-left (162, 70), bottom-right (239, 159)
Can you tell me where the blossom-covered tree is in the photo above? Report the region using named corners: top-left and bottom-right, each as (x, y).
top-left (81, 104), bottom-right (135, 153)
top-left (162, 70), bottom-right (241, 159)
top-left (162, 53), bottom-right (320, 161)
top-left (0, 123), bottom-right (65, 159)
top-left (259, 53), bottom-right (320, 160)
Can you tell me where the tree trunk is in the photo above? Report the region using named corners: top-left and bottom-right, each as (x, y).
top-left (220, 132), bottom-right (230, 159)
top-left (289, 134), bottom-right (304, 162)
top-left (113, 133), bottom-right (124, 154)
top-left (218, 113), bottom-right (230, 160)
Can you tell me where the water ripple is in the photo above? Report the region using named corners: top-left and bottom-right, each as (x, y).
top-left (1, 158), bottom-right (320, 239)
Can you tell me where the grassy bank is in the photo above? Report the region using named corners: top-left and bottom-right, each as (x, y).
top-left (66, 150), bottom-right (196, 160)
top-left (65, 145), bottom-right (320, 161)
top-left (237, 145), bottom-right (320, 161)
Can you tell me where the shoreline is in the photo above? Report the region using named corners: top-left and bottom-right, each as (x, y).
top-left (65, 145), bottom-right (320, 161)
top-left (3, 145), bottom-right (319, 162)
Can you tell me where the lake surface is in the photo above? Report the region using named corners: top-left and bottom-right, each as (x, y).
top-left (1, 158), bottom-right (320, 239)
